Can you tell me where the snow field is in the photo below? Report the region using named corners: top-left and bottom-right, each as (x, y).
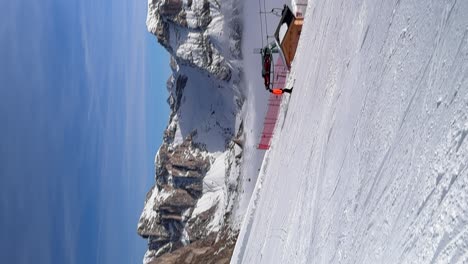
top-left (233, 0), bottom-right (468, 263)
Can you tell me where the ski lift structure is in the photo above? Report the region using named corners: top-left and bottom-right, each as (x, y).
top-left (257, 4), bottom-right (304, 150)
top-left (257, 5), bottom-right (303, 93)
top-left (274, 5), bottom-right (303, 70)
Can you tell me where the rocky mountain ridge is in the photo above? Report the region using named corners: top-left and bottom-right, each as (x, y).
top-left (137, 0), bottom-right (245, 263)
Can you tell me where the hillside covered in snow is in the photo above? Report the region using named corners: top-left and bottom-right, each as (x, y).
top-left (232, 0), bottom-right (468, 263)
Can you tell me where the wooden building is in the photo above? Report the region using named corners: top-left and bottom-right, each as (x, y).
top-left (274, 5), bottom-right (304, 69)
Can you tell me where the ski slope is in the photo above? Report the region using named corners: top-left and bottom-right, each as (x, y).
top-left (232, 0), bottom-right (468, 263)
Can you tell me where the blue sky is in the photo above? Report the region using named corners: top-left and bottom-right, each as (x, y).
top-left (0, 0), bottom-right (170, 263)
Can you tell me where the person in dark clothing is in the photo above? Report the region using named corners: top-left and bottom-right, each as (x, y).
top-left (261, 42), bottom-right (277, 90)
top-left (262, 51), bottom-right (272, 88)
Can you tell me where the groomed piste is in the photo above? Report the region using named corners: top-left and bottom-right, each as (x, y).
top-left (233, 0), bottom-right (468, 263)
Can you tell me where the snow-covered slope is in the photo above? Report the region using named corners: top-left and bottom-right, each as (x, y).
top-left (233, 0), bottom-right (468, 263)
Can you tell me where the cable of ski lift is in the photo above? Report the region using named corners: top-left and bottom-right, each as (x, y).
top-left (263, 0), bottom-right (269, 42)
top-left (257, 0), bottom-right (264, 47)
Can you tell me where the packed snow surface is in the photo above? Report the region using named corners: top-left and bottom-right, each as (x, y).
top-left (232, 0), bottom-right (468, 263)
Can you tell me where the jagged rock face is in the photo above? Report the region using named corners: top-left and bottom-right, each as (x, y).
top-left (138, 135), bottom-right (211, 256)
top-left (147, 0), bottom-right (231, 80)
top-left (156, 138), bottom-right (210, 196)
top-left (138, 129), bottom-right (243, 262)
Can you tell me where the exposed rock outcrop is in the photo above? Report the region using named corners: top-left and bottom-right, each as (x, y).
top-left (138, 134), bottom-right (212, 257)
top-left (144, 229), bottom-right (238, 264)
top-left (147, 0), bottom-right (234, 81)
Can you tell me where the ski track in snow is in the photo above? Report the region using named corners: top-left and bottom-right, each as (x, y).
top-left (232, 0), bottom-right (468, 263)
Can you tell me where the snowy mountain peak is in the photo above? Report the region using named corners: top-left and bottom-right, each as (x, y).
top-left (138, 0), bottom-right (245, 263)
top-left (146, 0), bottom-right (239, 81)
